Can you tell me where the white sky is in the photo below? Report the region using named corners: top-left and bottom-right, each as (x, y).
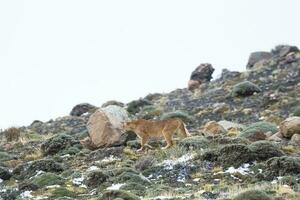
top-left (0, 0), bottom-right (300, 129)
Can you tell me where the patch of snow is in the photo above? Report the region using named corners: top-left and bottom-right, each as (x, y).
top-left (193, 178), bottom-right (200, 182)
top-left (160, 153), bottom-right (195, 170)
top-left (223, 163), bottom-right (251, 175)
top-left (258, 169), bottom-right (263, 173)
top-left (100, 155), bottom-right (121, 163)
top-left (0, 179), bottom-right (3, 184)
top-left (0, 189), bottom-right (7, 193)
top-left (72, 176), bottom-right (84, 186)
top-left (87, 166), bottom-right (100, 171)
top-left (34, 196), bottom-right (48, 200)
top-left (46, 185), bottom-right (60, 189)
top-left (20, 190), bottom-right (33, 199)
top-left (107, 183), bottom-right (125, 190)
top-left (36, 170), bottom-right (45, 176)
top-left (60, 154), bottom-right (71, 158)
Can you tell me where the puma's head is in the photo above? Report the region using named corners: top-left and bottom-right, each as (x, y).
top-left (123, 121), bottom-right (138, 131)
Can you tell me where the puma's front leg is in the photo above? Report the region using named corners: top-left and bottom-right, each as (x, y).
top-left (137, 136), bottom-right (148, 152)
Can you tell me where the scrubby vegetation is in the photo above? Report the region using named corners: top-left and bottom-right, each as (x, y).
top-left (231, 81), bottom-right (261, 97)
top-left (1, 45), bottom-right (300, 199)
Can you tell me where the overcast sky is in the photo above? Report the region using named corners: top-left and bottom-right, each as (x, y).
top-left (0, 0), bottom-right (300, 129)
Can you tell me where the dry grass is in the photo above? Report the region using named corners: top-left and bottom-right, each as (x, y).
top-left (4, 127), bottom-right (21, 142)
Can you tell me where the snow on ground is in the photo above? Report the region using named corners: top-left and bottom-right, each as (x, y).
top-left (72, 176), bottom-right (84, 186)
top-left (100, 155), bottom-right (121, 163)
top-left (106, 183), bottom-right (125, 190)
top-left (0, 179), bottom-right (3, 184)
top-left (215, 163), bottom-right (252, 176)
top-left (60, 154), bottom-right (71, 158)
top-left (20, 190), bottom-right (33, 199)
top-left (87, 166), bottom-right (100, 171)
top-left (160, 153), bottom-right (195, 170)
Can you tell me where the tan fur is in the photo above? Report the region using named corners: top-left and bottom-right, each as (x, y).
top-left (123, 118), bottom-right (191, 152)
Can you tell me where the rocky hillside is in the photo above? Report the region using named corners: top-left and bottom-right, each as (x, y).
top-left (0, 45), bottom-right (300, 200)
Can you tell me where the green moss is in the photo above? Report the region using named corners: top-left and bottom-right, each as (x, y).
top-left (234, 190), bottom-right (272, 200)
top-left (120, 182), bottom-right (147, 196)
top-left (85, 170), bottom-right (108, 187)
top-left (240, 121), bottom-right (278, 140)
top-left (51, 187), bottom-right (76, 198)
top-left (24, 132), bottom-right (44, 141)
top-left (0, 151), bottom-right (12, 162)
top-left (279, 176), bottom-right (297, 186)
top-left (99, 190), bottom-right (140, 200)
top-left (127, 99), bottom-right (152, 114)
top-left (160, 110), bottom-right (192, 123)
top-left (138, 105), bottom-right (162, 120)
top-left (41, 133), bottom-right (78, 156)
top-left (217, 144), bottom-right (253, 168)
top-left (265, 156), bottom-right (300, 178)
top-left (179, 136), bottom-right (209, 150)
top-left (116, 172), bottom-right (150, 185)
top-left (31, 172), bottom-right (64, 187)
top-left (61, 146), bottom-right (81, 155)
top-left (248, 141), bottom-right (284, 161)
top-left (293, 106), bottom-right (300, 117)
top-left (231, 81), bottom-right (261, 97)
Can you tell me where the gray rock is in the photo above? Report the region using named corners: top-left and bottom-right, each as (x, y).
top-left (190, 63), bottom-right (215, 83)
top-left (70, 103), bottom-right (97, 117)
top-left (246, 51), bottom-right (272, 69)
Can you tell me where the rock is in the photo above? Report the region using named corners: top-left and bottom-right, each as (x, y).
top-left (101, 100), bottom-right (124, 108)
top-left (212, 103), bottom-right (230, 114)
top-left (99, 190), bottom-right (140, 200)
top-left (189, 63), bottom-right (215, 83)
top-left (231, 81), bottom-right (261, 97)
top-left (179, 136), bottom-right (210, 149)
top-left (218, 120), bottom-right (245, 130)
top-left (248, 141), bottom-right (284, 161)
top-left (85, 170), bottom-right (108, 187)
top-left (272, 45), bottom-right (299, 57)
top-left (246, 51), bottom-right (272, 69)
top-left (279, 117), bottom-right (300, 138)
top-left (217, 69), bottom-right (241, 82)
top-left (70, 103), bottom-right (97, 117)
top-left (84, 106), bottom-right (129, 148)
top-left (41, 133), bottom-right (79, 156)
top-left (234, 189), bottom-right (272, 200)
top-left (201, 121), bottom-right (226, 135)
top-left (265, 156), bottom-right (300, 178)
top-left (289, 134), bottom-right (300, 146)
top-left (188, 79), bottom-right (201, 91)
top-left (240, 121), bottom-right (278, 142)
top-left (13, 159), bottom-right (64, 179)
top-left (28, 116), bottom-right (87, 135)
top-left (268, 132), bottom-right (283, 141)
top-left (0, 166), bottom-right (12, 180)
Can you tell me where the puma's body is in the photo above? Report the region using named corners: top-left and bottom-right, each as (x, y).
top-left (123, 118), bottom-right (191, 151)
